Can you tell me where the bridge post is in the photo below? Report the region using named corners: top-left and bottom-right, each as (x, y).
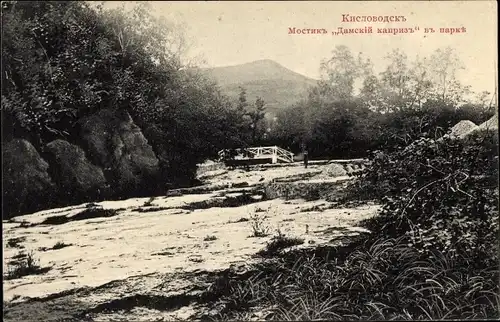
top-left (272, 146), bottom-right (278, 164)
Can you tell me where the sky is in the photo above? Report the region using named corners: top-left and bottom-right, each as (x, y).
top-left (102, 1), bottom-right (498, 95)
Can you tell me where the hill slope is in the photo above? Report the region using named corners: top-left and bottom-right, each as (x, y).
top-left (200, 60), bottom-right (318, 116)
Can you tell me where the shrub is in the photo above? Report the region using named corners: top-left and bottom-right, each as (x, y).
top-left (199, 129), bottom-right (499, 320)
top-left (4, 251), bottom-right (50, 280)
top-left (353, 132), bottom-right (498, 262)
top-left (249, 212), bottom-right (269, 237)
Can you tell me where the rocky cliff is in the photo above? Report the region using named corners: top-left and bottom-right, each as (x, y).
top-left (3, 109), bottom-right (161, 219)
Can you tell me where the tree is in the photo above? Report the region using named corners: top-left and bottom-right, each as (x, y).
top-left (318, 45), bottom-right (367, 101)
top-left (377, 49), bottom-right (413, 112)
top-left (406, 55), bottom-right (433, 109)
top-left (1, 0), bottom-right (247, 186)
top-left (426, 47), bottom-right (470, 105)
top-left (247, 97), bottom-right (266, 144)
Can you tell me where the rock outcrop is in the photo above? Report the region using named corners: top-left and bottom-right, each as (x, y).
top-left (450, 120), bottom-right (478, 138)
top-left (79, 108), bottom-right (160, 197)
top-left (2, 139), bottom-right (56, 218)
top-left (324, 163), bottom-right (347, 177)
top-left (448, 115), bottom-right (498, 140)
top-left (464, 114), bottom-right (498, 137)
top-left (45, 139), bottom-right (108, 201)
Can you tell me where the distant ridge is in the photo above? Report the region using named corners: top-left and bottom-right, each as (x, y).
top-left (199, 59), bottom-right (318, 116)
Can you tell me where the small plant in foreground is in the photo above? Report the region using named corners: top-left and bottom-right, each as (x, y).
top-left (249, 212), bottom-right (269, 237)
top-left (4, 251), bottom-right (50, 280)
top-left (204, 235), bottom-right (218, 241)
top-left (7, 237), bottom-right (25, 248)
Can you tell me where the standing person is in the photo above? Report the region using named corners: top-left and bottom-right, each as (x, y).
top-left (303, 149), bottom-right (309, 168)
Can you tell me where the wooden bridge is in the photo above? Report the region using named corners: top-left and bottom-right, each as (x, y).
top-left (219, 146), bottom-right (294, 165)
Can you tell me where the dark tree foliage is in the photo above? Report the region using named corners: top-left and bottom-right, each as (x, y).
top-left (1, 1), bottom-right (246, 185)
top-left (268, 97), bottom-right (494, 159)
top-left (351, 130), bottom-right (498, 265)
top-left (265, 45), bottom-right (494, 159)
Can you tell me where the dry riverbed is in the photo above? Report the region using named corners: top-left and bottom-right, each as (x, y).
top-left (3, 163), bottom-right (379, 321)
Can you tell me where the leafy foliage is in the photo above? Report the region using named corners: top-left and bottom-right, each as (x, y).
top-left (358, 131), bottom-right (498, 261)
top-left (4, 250), bottom-right (50, 280)
top-left (199, 129), bottom-right (498, 321)
top-left (264, 45), bottom-right (495, 159)
top-left (1, 1), bottom-right (247, 187)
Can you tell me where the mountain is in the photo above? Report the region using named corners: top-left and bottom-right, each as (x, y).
top-left (199, 59), bottom-right (318, 116)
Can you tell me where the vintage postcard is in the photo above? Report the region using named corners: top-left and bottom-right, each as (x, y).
top-left (2, 1), bottom-right (498, 320)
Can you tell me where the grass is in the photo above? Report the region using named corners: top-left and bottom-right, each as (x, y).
top-left (182, 192), bottom-right (264, 210)
top-left (256, 234), bottom-right (305, 257)
top-left (199, 233), bottom-right (499, 320)
top-left (299, 205), bottom-right (324, 213)
top-left (7, 237), bottom-right (26, 248)
top-left (4, 251), bottom-right (51, 280)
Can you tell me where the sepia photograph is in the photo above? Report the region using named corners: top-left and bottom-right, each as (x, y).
top-left (2, 0), bottom-right (498, 320)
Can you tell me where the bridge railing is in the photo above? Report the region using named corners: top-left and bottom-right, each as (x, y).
top-left (218, 146), bottom-right (294, 163)
top-left (274, 146), bottom-right (294, 163)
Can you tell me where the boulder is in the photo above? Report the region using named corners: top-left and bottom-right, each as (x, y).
top-left (464, 114), bottom-right (498, 137)
top-left (450, 120), bottom-right (478, 138)
top-left (324, 163), bottom-right (347, 177)
top-left (2, 139), bottom-right (55, 218)
top-left (79, 109), bottom-right (160, 196)
top-left (45, 139), bottom-right (108, 200)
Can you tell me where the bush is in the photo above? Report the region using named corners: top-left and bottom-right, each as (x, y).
top-left (2, 1), bottom-right (247, 189)
top-left (199, 129), bottom-right (499, 320)
top-left (352, 132), bottom-right (498, 261)
top-left (4, 251), bottom-right (50, 280)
